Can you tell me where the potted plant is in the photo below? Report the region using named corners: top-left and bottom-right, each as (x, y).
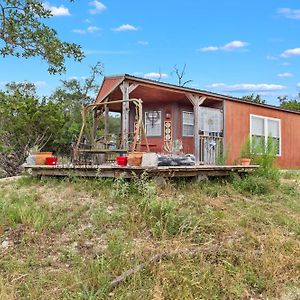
top-left (240, 137), bottom-right (252, 166)
top-left (30, 145), bottom-right (53, 166)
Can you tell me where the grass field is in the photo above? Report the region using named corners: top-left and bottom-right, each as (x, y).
top-left (0, 172), bottom-right (300, 299)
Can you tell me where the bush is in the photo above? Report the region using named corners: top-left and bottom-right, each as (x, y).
top-left (233, 175), bottom-right (276, 195)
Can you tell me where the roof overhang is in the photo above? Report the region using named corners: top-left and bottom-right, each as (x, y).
top-left (95, 74), bottom-right (300, 116)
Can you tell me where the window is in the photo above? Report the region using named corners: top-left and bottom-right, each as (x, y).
top-left (250, 115), bottom-right (281, 156)
top-left (199, 107), bottom-right (223, 134)
top-left (145, 111), bottom-right (162, 136)
top-left (182, 111), bottom-right (194, 137)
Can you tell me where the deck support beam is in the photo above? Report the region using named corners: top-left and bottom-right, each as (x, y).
top-left (186, 94), bottom-right (206, 164)
top-left (120, 82), bottom-right (139, 149)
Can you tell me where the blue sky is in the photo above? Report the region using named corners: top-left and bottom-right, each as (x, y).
top-left (1, 0), bottom-right (300, 105)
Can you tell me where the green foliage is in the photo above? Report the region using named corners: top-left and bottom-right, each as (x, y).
top-left (240, 136), bottom-right (252, 158)
top-left (0, 0), bottom-right (84, 74)
top-left (143, 198), bottom-right (197, 238)
top-left (242, 94), bottom-right (266, 104)
top-left (252, 137), bottom-right (280, 181)
top-left (1, 174), bottom-right (300, 299)
top-left (239, 135), bottom-right (280, 181)
top-left (235, 135), bottom-right (280, 195)
top-left (232, 174), bottom-right (276, 195)
top-left (0, 84), bottom-right (67, 175)
top-left (0, 62), bottom-right (105, 175)
top-left (278, 93), bottom-right (300, 112)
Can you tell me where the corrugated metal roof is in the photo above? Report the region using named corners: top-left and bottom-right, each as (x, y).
top-left (97, 74), bottom-right (300, 115)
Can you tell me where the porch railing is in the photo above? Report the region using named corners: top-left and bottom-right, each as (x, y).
top-left (199, 135), bottom-right (224, 165)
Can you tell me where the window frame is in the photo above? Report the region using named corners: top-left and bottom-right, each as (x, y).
top-left (250, 114), bottom-right (282, 157)
top-left (144, 110), bottom-right (162, 137)
top-left (182, 110), bottom-right (195, 137)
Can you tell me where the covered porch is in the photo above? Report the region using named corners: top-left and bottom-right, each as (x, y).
top-left (92, 76), bottom-right (225, 165)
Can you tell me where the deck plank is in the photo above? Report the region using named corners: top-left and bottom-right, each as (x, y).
top-left (24, 164), bottom-right (258, 178)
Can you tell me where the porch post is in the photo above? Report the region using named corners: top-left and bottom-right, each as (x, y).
top-left (119, 82), bottom-right (138, 149)
top-left (104, 98), bottom-right (109, 139)
top-left (186, 94), bottom-right (206, 164)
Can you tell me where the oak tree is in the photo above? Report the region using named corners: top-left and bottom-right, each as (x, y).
top-left (0, 0), bottom-right (84, 74)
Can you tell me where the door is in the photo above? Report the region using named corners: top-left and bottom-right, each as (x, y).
top-left (199, 107), bottom-right (224, 165)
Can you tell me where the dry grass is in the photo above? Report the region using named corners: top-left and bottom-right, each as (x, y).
top-left (0, 174), bottom-right (300, 299)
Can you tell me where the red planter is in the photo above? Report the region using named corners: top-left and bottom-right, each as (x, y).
top-left (240, 158), bottom-right (251, 166)
top-left (116, 156), bottom-right (127, 166)
top-left (45, 157), bottom-right (58, 165)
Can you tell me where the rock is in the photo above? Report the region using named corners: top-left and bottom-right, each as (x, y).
top-left (2, 240), bottom-right (9, 249)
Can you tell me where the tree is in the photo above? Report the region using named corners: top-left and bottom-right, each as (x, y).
top-left (0, 0), bottom-right (84, 74)
top-left (172, 64), bottom-right (193, 87)
top-left (0, 83), bottom-right (66, 176)
top-left (49, 61), bottom-right (104, 150)
top-left (242, 94), bottom-right (266, 104)
top-left (278, 93), bottom-right (300, 112)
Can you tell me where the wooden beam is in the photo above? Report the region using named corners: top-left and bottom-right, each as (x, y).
top-left (186, 93), bottom-right (206, 106)
top-left (119, 82), bottom-right (139, 149)
top-left (186, 94), bottom-right (206, 164)
top-left (104, 98), bottom-right (109, 140)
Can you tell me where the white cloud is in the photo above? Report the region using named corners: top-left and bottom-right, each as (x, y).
top-left (87, 26), bottom-right (101, 33)
top-left (297, 83), bottom-right (300, 88)
top-left (73, 29), bottom-right (86, 34)
top-left (73, 26), bottom-right (101, 34)
top-left (44, 3), bottom-right (70, 16)
top-left (221, 40), bottom-right (248, 51)
top-left (278, 8), bottom-right (300, 20)
top-left (137, 41), bottom-right (149, 46)
top-left (207, 83), bottom-right (286, 93)
top-left (200, 40), bottom-right (248, 52)
top-left (277, 72), bottom-right (293, 78)
top-left (201, 46), bottom-right (219, 52)
top-left (113, 24), bottom-right (138, 32)
top-left (281, 48), bottom-right (300, 58)
top-left (89, 0), bottom-right (106, 14)
top-left (144, 72), bottom-right (168, 79)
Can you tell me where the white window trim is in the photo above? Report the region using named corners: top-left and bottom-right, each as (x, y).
top-left (145, 110), bottom-right (162, 137)
top-left (250, 114), bottom-right (282, 157)
top-left (182, 111), bottom-right (194, 137)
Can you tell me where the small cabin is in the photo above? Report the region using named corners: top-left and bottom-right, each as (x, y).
top-left (94, 74), bottom-right (300, 169)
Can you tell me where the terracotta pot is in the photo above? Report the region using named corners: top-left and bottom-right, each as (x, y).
top-left (240, 158), bottom-right (251, 166)
top-left (34, 152), bottom-right (53, 165)
top-left (127, 152), bottom-right (144, 167)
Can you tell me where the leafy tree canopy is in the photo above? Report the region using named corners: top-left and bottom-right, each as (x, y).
top-left (0, 83), bottom-right (66, 175)
top-left (278, 93), bottom-right (300, 112)
top-left (242, 94), bottom-right (266, 104)
top-left (0, 0), bottom-right (84, 74)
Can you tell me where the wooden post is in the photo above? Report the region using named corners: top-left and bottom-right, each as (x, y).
top-left (104, 98), bottom-right (109, 140)
top-left (120, 82), bottom-right (138, 150)
top-left (186, 94), bottom-right (206, 164)
top-left (93, 109), bottom-right (98, 143)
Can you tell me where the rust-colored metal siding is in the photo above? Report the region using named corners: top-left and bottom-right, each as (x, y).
top-left (225, 100), bottom-right (300, 169)
top-left (136, 102), bottom-right (194, 153)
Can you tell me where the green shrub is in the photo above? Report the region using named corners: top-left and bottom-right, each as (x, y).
top-left (141, 197), bottom-right (197, 238)
top-left (233, 175), bottom-right (275, 195)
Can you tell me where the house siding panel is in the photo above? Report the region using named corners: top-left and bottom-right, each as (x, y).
top-left (225, 100), bottom-right (300, 169)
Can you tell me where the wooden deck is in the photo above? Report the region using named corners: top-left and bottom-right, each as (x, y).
top-left (24, 164), bottom-right (258, 179)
